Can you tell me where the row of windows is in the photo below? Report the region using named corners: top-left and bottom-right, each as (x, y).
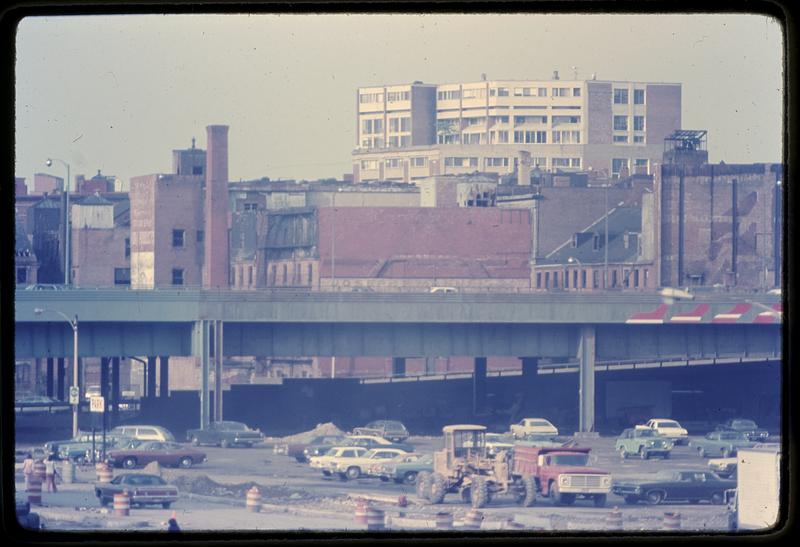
top-left (361, 157), bottom-right (429, 170)
top-left (613, 88), bottom-right (646, 105)
top-left (612, 158), bottom-right (650, 175)
top-left (552, 157), bottom-right (582, 168)
top-left (269, 263), bottom-right (314, 286)
top-left (172, 229), bottom-right (204, 248)
top-left (386, 91), bottom-right (410, 102)
top-left (551, 131), bottom-right (581, 144)
top-left (613, 115), bottom-right (646, 131)
top-left (536, 267), bottom-right (649, 289)
top-left (359, 92), bottom-right (384, 104)
top-left (361, 156), bottom-right (642, 173)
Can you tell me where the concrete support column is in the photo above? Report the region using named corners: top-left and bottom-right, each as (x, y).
top-left (146, 356), bottom-right (157, 399)
top-left (425, 357), bottom-right (436, 375)
top-left (159, 356), bottom-right (169, 398)
top-left (473, 357), bottom-right (487, 415)
top-left (193, 320), bottom-right (211, 430)
top-left (213, 321), bottom-right (223, 421)
top-left (391, 357), bottom-right (406, 377)
top-left (56, 358), bottom-right (66, 401)
top-left (46, 358), bottom-right (54, 398)
top-left (100, 357), bottom-right (110, 399)
top-left (578, 325), bottom-right (596, 433)
top-left (111, 357), bottom-right (120, 425)
top-left (520, 357), bottom-right (539, 417)
top-left (34, 359), bottom-right (42, 395)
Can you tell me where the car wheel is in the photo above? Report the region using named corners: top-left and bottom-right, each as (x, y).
top-left (416, 471), bottom-right (431, 500)
top-left (698, 447), bottom-right (707, 458)
top-left (122, 457), bottom-right (137, 469)
top-left (646, 490), bottom-right (664, 505)
top-left (345, 466), bottom-right (361, 480)
top-left (403, 471), bottom-right (418, 485)
top-left (190, 436), bottom-right (200, 447)
top-left (179, 457), bottom-right (193, 469)
top-left (711, 492), bottom-right (725, 505)
top-left (623, 495), bottom-right (639, 505)
top-left (220, 439), bottom-right (230, 449)
top-left (162, 502), bottom-right (172, 509)
top-left (639, 447), bottom-right (649, 460)
top-left (322, 470), bottom-right (331, 477)
top-left (428, 473), bottom-right (447, 504)
top-left (295, 456), bottom-right (307, 463)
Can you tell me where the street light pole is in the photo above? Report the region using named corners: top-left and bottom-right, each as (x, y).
top-left (604, 183), bottom-right (608, 290)
top-left (35, 308), bottom-right (79, 438)
top-left (46, 158), bottom-right (71, 286)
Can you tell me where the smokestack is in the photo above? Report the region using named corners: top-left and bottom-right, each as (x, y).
top-left (204, 125), bottom-right (230, 288)
top-left (553, 70), bottom-right (559, 80)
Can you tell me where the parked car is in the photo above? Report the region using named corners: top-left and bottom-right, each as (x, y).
top-left (186, 421), bottom-right (263, 448)
top-left (464, 433), bottom-right (515, 457)
top-left (309, 446), bottom-right (368, 476)
top-left (514, 433), bottom-right (572, 448)
top-left (16, 501), bottom-right (41, 530)
top-left (106, 441), bottom-right (207, 469)
top-left (24, 283), bottom-right (63, 291)
top-left (707, 456), bottom-right (737, 479)
top-left (642, 419), bottom-right (689, 445)
top-left (690, 430), bottom-right (756, 458)
top-left (324, 447), bottom-right (410, 480)
top-left (715, 419), bottom-right (770, 442)
top-left (296, 436), bottom-right (354, 462)
top-left (57, 434), bottom-right (136, 463)
top-left (95, 473), bottom-right (179, 509)
top-left (84, 385), bottom-right (102, 402)
top-left (615, 428), bottom-right (673, 460)
top-left (374, 453), bottom-right (433, 485)
top-left (43, 431), bottom-right (98, 458)
top-left (509, 418), bottom-right (559, 439)
top-left (352, 420), bottom-right (410, 443)
top-left (612, 470), bottom-right (735, 505)
top-left (348, 434), bottom-right (414, 453)
top-left (109, 425), bottom-right (175, 442)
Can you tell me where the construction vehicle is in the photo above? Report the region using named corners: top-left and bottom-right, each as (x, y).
top-left (415, 424), bottom-right (535, 509)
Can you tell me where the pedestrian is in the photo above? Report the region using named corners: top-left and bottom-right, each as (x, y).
top-left (44, 455), bottom-right (58, 492)
top-left (22, 453), bottom-right (34, 490)
top-left (167, 518), bottom-right (180, 532)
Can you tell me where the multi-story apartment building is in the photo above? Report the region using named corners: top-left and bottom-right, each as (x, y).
top-left (353, 77), bottom-right (681, 183)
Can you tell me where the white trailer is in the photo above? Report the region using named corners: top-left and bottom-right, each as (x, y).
top-left (734, 445), bottom-right (781, 531)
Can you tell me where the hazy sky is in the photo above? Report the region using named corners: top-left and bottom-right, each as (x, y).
top-left (15, 13), bottom-right (783, 184)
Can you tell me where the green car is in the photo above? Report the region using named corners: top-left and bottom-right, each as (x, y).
top-left (58, 434), bottom-right (136, 463)
top-left (375, 453), bottom-right (433, 485)
top-left (689, 430), bottom-right (756, 458)
top-left (615, 428), bottom-right (673, 460)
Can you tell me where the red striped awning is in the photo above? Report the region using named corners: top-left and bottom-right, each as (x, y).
top-left (711, 303), bottom-right (752, 323)
top-left (753, 304), bottom-right (782, 324)
top-left (669, 304), bottom-right (711, 323)
top-left (626, 304), bottom-right (670, 324)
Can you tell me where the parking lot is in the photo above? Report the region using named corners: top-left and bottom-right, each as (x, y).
top-left (14, 431), bottom-right (735, 533)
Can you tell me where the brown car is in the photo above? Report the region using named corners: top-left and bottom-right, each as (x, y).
top-left (106, 441), bottom-right (207, 469)
top-left (95, 473), bottom-right (179, 508)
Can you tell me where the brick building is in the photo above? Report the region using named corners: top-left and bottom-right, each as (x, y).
top-left (71, 193), bottom-right (132, 287)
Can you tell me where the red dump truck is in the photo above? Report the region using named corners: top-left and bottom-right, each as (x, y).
top-left (513, 446), bottom-right (611, 507)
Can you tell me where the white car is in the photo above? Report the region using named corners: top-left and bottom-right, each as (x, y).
top-left (327, 448), bottom-right (409, 480)
top-left (510, 418), bottom-right (559, 439)
top-left (308, 446), bottom-right (368, 474)
top-left (643, 419), bottom-right (689, 445)
top-left (708, 456), bottom-right (737, 479)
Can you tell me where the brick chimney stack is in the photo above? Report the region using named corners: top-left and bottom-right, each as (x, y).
top-left (204, 125), bottom-right (230, 288)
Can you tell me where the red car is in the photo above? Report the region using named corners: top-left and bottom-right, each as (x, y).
top-left (107, 441), bottom-right (207, 469)
top-left (95, 473), bottom-right (179, 509)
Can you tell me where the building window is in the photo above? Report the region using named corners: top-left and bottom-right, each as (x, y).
top-left (386, 91), bottom-right (410, 102)
top-left (593, 234), bottom-right (600, 251)
top-left (17, 268), bottom-right (27, 284)
top-left (124, 238), bottom-right (130, 258)
top-left (360, 160), bottom-right (378, 170)
top-left (623, 269), bottom-right (630, 288)
top-left (633, 116), bottom-right (645, 131)
top-left (114, 268), bottom-right (131, 286)
top-left (307, 263), bottom-right (313, 285)
top-left (613, 89), bottom-right (629, 104)
top-left (192, 166), bottom-right (203, 175)
top-left (197, 230), bottom-right (204, 243)
top-left (634, 159), bottom-right (649, 174)
top-left (513, 130), bottom-right (547, 144)
top-left (633, 135), bottom-right (645, 144)
top-left (497, 87), bottom-right (509, 97)
top-left (172, 229), bottom-right (185, 248)
top-left (537, 87), bottom-right (547, 97)
top-left (270, 264), bottom-right (277, 285)
top-left (593, 270), bottom-right (599, 289)
top-left (581, 270), bottom-right (587, 288)
top-left (572, 87), bottom-right (581, 97)
top-left (389, 117), bottom-right (411, 133)
top-left (634, 89), bottom-right (645, 104)
top-left (486, 157), bottom-right (509, 167)
top-left (172, 268), bottom-right (184, 286)
top-left (385, 158), bottom-right (402, 168)
top-left (282, 264), bottom-right (288, 285)
top-left (544, 272), bottom-right (550, 288)
top-left (613, 116), bottom-right (628, 131)
top-left (613, 135), bottom-right (629, 143)
top-left (564, 270), bottom-right (569, 288)
top-left (612, 270), bottom-right (618, 287)
top-left (612, 158), bottom-right (629, 177)
top-left (463, 133), bottom-right (483, 145)
top-left (536, 272), bottom-right (542, 288)
top-left (552, 271), bottom-right (559, 288)
top-left (553, 87), bottom-right (569, 97)
top-left (437, 89), bottom-right (461, 101)
top-left (411, 157), bottom-right (427, 167)
top-left (643, 269), bottom-right (649, 287)
top-left (462, 88), bottom-right (486, 100)
top-left (444, 157), bottom-right (478, 168)
top-left (633, 269), bottom-right (640, 288)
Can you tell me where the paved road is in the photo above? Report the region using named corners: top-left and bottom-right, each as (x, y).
top-left (15, 434), bottom-right (735, 533)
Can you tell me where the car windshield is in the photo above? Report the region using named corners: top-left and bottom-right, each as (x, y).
top-left (655, 470), bottom-right (677, 480)
top-left (551, 454), bottom-right (589, 466)
top-left (362, 450), bottom-right (379, 458)
top-left (733, 420), bottom-right (757, 428)
top-left (658, 421), bottom-right (680, 428)
top-left (529, 420), bottom-right (552, 427)
top-left (487, 434), bottom-right (513, 443)
top-left (635, 429), bottom-right (658, 438)
top-left (220, 422), bottom-right (247, 430)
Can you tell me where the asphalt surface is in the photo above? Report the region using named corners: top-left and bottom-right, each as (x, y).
top-left (14, 434), bottom-right (736, 533)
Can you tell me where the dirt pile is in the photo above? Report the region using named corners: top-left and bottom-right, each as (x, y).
top-left (169, 474), bottom-right (315, 503)
top-left (273, 423), bottom-right (346, 444)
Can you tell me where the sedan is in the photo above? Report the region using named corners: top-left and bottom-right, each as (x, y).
top-left (715, 419), bottom-right (770, 442)
top-left (373, 453), bottom-right (433, 485)
top-left (612, 470), bottom-right (735, 505)
top-left (348, 434), bottom-right (414, 453)
top-left (106, 441), bottom-right (207, 469)
top-left (95, 473), bottom-right (178, 509)
top-left (186, 421), bottom-right (263, 448)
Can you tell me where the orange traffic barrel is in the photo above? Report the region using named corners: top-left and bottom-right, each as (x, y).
top-left (662, 512), bottom-right (681, 531)
top-left (97, 463), bottom-right (113, 483)
top-left (245, 486), bottom-right (262, 513)
top-left (463, 509), bottom-right (483, 530)
top-left (27, 476), bottom-right (42, 506)
top-left (113, 490), bottom-right (130, 516)
top-left (606, 507), bottom-right (623, 531)
top-left (435, 511), bottom-right (453, 530)
top-left (32, 460), bottom-right (46, 481)
top-left (353, 499), bottom-right (368, 526)
top-left (366, 506), bottom-right (385, 531)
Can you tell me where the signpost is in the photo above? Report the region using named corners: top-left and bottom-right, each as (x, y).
top-left (90, 396), bottom-right (107, 461)
top-left (69, 386), bottom-right (80, 405)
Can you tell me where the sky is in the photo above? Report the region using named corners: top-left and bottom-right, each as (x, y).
top-left (14, 13), bottom-right (784, 184)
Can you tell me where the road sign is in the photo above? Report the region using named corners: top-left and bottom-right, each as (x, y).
top-left (69, 386), bottom-right (80, 405)
top-left (90, 396), bottom-right (105, 413)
